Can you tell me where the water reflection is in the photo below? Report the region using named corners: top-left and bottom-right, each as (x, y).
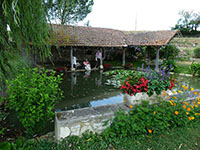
top-left (55, 71), bottom-right (122, 111)
top-left (173, 74), bottom-right (200, 89)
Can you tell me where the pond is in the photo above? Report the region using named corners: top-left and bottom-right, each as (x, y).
top-left (55, 70), bottom-right (123, 111)
top-left (55, 71), bottom-right (200, 111)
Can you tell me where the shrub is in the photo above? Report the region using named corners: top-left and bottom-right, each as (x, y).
top-left (121, 64), bottom-right (172, 96)
top-left (162, 59), bottom-right (177, 72)
top-left (0, 98), bottom-right (6, 136)
top-left (193, 47), bottom-right (200, 58)
top-left (6, 68), bottom-right (63, 136)
top-left (190, 62), bottom-right (200, 76)
top-left (105, 84), bottom-right (200, 139)
top-left (160, 44), bottom-right (180, 59)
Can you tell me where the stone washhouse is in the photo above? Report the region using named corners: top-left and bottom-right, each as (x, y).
top-left (36, 24), bottom-right (179, 71)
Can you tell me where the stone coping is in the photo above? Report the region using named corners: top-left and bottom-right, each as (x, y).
top-left (56, 103), bottom-right (130, 122)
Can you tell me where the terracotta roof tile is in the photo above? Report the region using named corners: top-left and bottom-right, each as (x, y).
top-left (125, 30), bottom-right (179, 46)
top-left (50, 24), bottom-right (178, 47)
top-left (50, 24), bottom-right (127, 47)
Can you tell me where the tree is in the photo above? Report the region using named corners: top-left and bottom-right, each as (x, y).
top-left (0, 0), bottom-right (93, 84)
top-left (172, 10), bottom-right (200, 35)
top-left (48, 0), bottom-right (94, 25)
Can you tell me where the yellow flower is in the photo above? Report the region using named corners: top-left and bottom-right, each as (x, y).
top-left (194, 92), bottom-right (198, 95)
top-left (191, 105), bottom-right (194, 109)
top-left (191, 117), bottom-right (195, 120)
top-left (199, 93), bottom-right (200, 96)
top-left (193, 101), bottom-right (196, 104)
top-left (169, 100), bottom-right (173, 106)
top-left (182, 105), bottom-right (186, 109)
top-left (187, 107), bottom-right (191, 111)
top-left (174, 111), bottom-right (179, 115)
top-left (198, 101), bottom-right (200, 105)
top-left (191, 88), bottom-right (194, 91)
top-left (130, 105), bottom-right (133, 109)
top-left (197, 97), bottom-right (200, 101)
top-left (195, 104), bottom-right (198, 108)
top-left (182, 85), bottom-right (185, 88)
top-left (174, 96), bottom-right (177, 99)
top-left (195, 113), bottom-right (198, 115)
top-left (184, 86), bottom-right (188, 90)
top-left (178, 90), bottom-right (182, 93)
top-left (148, 129), bottom-right (152, 134)
top-left (188, 117), bottom-right (192, 120)
top-left (153, 111), bottom-right (156, 115)
top-left (186, 112), bottom-right (189, 115)
top-left (123, 100), bottom-right (127, 103)
top-left (173, 91), bottom-right (176, 94)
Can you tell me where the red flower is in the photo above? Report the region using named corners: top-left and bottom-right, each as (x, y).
top-left (169, 81), bottom-right (174, 90)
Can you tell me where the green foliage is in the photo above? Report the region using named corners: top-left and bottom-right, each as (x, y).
top-left (6, 68), bottom-right (64, 136)
top-left (160, 44), bottom-right (180, 59)
top-left (147, 77), bottom-right (170, 96)
top-left (49, 0), bottom-right (94, 25)
top-left (104, 70), bottom-right (135, 87)
top-left (0, 137), bottom-right (31, 150)
top-left (0, 0), bottom-right (53, 80)
top-left (162, 59), bottom-right (177, 72)
top-left (3, 124), bottom-right (200, 150)
top-left (104, 68), bottom-right (171, 97)
top-left (172, 10), bottom-right (200, 35)
top-left (193, 46), bottom-right (200, 58)
top-left (190, 62), bottom-right (200, 76)
top-left (0, 97), bottom-right (6, 136)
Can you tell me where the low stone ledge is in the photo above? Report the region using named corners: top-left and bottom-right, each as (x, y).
top-left (55, 103), bottom-right (130, 140)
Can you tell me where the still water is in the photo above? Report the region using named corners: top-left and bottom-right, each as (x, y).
top-left (55, 71), bottom-right (123, 111)
top-left (55, 71), bottom-right (200, 111)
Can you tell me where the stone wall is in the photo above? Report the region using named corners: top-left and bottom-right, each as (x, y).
top-left (55, 103), bottom-right (129, 140)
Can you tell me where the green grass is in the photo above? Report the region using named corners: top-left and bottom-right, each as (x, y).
top-left (175, 64), bottom-right (192, 74)
top-left (24, 123), bottom-right (200, 150)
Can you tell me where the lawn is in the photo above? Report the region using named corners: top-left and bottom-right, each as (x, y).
top-left (8, 123), bottom-right (200, 150)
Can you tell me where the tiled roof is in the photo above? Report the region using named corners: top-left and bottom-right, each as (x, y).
top-left (50, 24), bottom-right (127, 47)
top-left (125, 30), bottom-right (179, 46)
top-left (50, 24), bottom-right (179, 47)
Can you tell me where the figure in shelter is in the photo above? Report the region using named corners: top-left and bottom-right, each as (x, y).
top-left (95, 50), bottom-right (102, 68)
top-left (83, 59), bottom-right (91, 71)
top-left (72, 56), bottom-right (81, 69)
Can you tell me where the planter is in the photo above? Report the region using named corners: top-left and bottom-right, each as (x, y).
top-left (123, 92), bottom-right (164, 107)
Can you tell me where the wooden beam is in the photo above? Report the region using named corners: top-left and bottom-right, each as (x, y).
top-left (100, 48), bottom-right (104, 69)
top-left (70, 46), bottom-right (75, 71)
top-left (155, 47), bottom-right (161, 71)
top-left (122, 48), bottom-right (126, 66)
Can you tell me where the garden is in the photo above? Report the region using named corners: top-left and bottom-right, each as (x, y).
top-left (1, 58), bottom-right (200, 149)
top-left (1, 1), bottom-right (200, 149)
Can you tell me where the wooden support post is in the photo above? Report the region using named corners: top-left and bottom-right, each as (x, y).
top-left (155, 47), bottom-right (161, 71)
top-left (122, 48), bottom-right (126, 66)
top-left (100, 48), bottom-right (104, 69)
top-left (70, 46), bottom-right (75, 71)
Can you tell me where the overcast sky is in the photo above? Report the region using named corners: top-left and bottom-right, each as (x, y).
top-left (78, 0), bottom-right (200, 31)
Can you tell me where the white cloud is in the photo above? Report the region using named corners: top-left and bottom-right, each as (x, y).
top-left (79, 0), bottom-right (200, 31)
